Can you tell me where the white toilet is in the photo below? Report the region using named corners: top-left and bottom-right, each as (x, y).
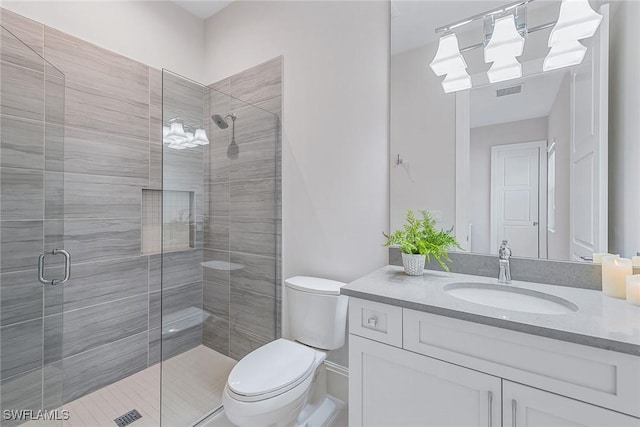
top-left (222, 276), bottom-right (349, 427)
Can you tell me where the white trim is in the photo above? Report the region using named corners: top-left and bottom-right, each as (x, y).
top-left (324, 360), bottom-right (348, 377)
top-left (455, 91), bottom-right (471, 251)
top-left (325, 360), bottom-right (349, 404)
top-left (597, 4), bottom-right (609, 254)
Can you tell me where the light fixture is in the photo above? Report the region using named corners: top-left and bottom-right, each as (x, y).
top-left (484, 15), bottom-right (524, 83)
top-left (167, 142), bottom-right (187, 150)
top-left (166, 122), bottom-right (187, 140)
top-left (192, 128), bottom-right (210, 145)
top-left (429, 0), bottom-right (604, 93)
top-left (181, 132), bottom-right (198, 148)
top-left (441, 69), bottom-right (472, 94)
top-left (429, 33), bottom-right (471, 93)
top-left (162, 119), bottom-right (209, 149)
top-left (543, 40), bottom-right (587, 71)
top-left (543, 0), bottom-right (601, 71)
top-left (548, 0), bottom-right (602, 46)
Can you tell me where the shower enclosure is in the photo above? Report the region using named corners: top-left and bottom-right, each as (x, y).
top-left (160, 69), bottom-right (281, 425)
top-left (0, 24), bottom-right (66, 427)
top-left (0, 9), bottom-right (281, 426)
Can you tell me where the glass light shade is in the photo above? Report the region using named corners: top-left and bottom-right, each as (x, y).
top-left (543, 40), bottom-right (587, 71)
top-left (168, 142), bottom-right (187, 150)
top-left (548, 0), bottom-right (602, 46)
top-left (193, 128), bottom-right (210, 145)
top-left (441, 68), bottom-right (472, 93)
top-left (484, 15), bottom-right (525, 63)
top-left (181, 132), bottom-right (198, 148)
top-left (487, 57), bottom-right (522, 83)
top-left (167, 122), bottom-right (187, 139)
top-left (430, 33), bottom-right (467, 76)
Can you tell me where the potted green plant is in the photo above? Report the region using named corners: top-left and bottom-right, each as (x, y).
top-left (384, 210), bottom-right (461, 275)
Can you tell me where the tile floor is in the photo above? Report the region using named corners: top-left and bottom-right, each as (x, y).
top-left (23, 345), bottom-right (236, 427)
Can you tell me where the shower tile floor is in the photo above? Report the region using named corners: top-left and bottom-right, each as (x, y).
top-left (24, 345), bottom-right (236, 427)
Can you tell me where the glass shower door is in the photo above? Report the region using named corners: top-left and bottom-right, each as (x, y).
top-left (0, 24), bottom-right (66, 426)
top-left (160, 68), bottom-right (280, 426)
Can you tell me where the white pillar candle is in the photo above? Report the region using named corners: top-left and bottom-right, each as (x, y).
top-left (602, 256), bottom-right (632, 299)
top-left (593, 253), bottom-right (618, 263)
top-left (632, 256), bottom-right (640, 268)
top-left (593, 253), bottom-right (607, 263)
top-left (627, 275), bottom-right (640, 306)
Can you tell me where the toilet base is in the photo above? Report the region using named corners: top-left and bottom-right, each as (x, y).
top-left (296, 395), bottom-right (344, 427)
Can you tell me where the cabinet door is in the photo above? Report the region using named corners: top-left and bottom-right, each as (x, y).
top-left (349, 334), bottom-right (501, 427)
top-left (503, 381), bottom-right (640, 427)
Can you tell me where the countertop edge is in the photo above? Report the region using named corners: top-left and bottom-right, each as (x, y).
top-left (341, 287), bottom-right (640, 357)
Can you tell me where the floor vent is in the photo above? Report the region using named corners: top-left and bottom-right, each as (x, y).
top-left (114, 409), bottom-right (142, 427)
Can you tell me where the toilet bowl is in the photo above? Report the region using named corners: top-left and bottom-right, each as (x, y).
top-left (223, 276), bottom-right (348, 427)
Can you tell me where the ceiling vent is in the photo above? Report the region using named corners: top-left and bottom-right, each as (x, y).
top-left (496, 85), bottom-right (522, 97)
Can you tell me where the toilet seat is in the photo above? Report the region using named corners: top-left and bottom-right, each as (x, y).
top-left (227, 339), bottom-right (317, 402)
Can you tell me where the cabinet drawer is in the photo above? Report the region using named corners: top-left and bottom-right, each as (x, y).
top-left (404, 309), bottom-right (640, 417)
top-left (349, 298), bottom-right (402, 347)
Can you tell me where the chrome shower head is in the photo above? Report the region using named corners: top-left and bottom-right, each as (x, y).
top-left (211, 113), bottom-right (237, 129)
top-left (211, 114), bottom-right (229, 129)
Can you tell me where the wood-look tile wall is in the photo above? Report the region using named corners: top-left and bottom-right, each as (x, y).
top-left (0, 8), bottom-right (204, 412)
top-left (202, 57), bottom-right (283, 360)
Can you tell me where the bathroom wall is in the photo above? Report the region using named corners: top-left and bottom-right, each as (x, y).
top-left (469, 117), bottom-right (549, 254)
top-left (609, 0), bottom-right (640, 258)
top-left (202, 58), bottom-right (282, 361)
top-left (202, 2), bottom-right (390, 366)
top-left (0, 8), bottom-right (203, 406)
top-left (0, 0), bottom-right (204, 82)
top-left (390, 40), bottom-right (456, 233)
top-left (546, 74), bottom-right (571, 260)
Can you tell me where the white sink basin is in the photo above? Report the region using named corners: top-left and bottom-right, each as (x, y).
top-left (444, 282), bottom-right (579, 315)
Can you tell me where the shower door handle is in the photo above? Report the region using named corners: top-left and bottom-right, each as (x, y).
top-left (37, 253), bottom-right (52, 285)
top-left (56, 249), bottom-right (71, 285)
top-left (38, 249), bottom-right (70, 286)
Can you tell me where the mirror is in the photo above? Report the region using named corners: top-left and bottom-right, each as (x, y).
top-left (390, 0), bottom-right (640, 262)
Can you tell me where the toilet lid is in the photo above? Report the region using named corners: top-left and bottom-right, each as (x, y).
top-left (228, 339), bottom-right (316, 398)
top-left (285, 276), bottom-right (346, 296)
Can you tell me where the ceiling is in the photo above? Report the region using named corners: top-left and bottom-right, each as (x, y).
top-left (171, 0), bottom-right (234, 19)
top-left (470, 70), bottom-right (567, 128)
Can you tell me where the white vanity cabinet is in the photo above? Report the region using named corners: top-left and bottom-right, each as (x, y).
top-left (502, 382), bottom-right (639, 427)
top-left (350, 334), bottom-right (501, 427)
top-left (348, 297), bottom-right (640, 427)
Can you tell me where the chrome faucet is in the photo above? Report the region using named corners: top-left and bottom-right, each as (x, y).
top-left (498, 240), bottom-right (512, 284)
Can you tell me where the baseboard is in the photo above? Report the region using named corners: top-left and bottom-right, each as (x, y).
top-left (325, 361), bottom-right (349, 404)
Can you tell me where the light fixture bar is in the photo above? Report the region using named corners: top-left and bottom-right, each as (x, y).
top-left (163, 117), bottom-right (203, 132)
top-left (458, 21), bottom-right (556, 54)
top-left (435, 0), bottom-right (535, 34)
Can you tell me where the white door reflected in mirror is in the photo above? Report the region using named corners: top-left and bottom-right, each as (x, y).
top-left (490, 142), bottom-right (544, 258)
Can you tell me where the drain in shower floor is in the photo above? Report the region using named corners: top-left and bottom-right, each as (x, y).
top-left (114, 409), bottom-right (142, 427)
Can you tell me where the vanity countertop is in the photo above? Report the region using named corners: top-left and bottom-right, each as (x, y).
top-left (341, 266), bottom-right (640, 356)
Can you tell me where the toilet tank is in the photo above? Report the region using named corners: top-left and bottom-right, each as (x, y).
top-left (285, 276), bottom-right (349, 350)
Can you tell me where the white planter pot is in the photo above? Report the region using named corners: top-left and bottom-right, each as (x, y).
top-left (402, 253), bottom-right (426, 276)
